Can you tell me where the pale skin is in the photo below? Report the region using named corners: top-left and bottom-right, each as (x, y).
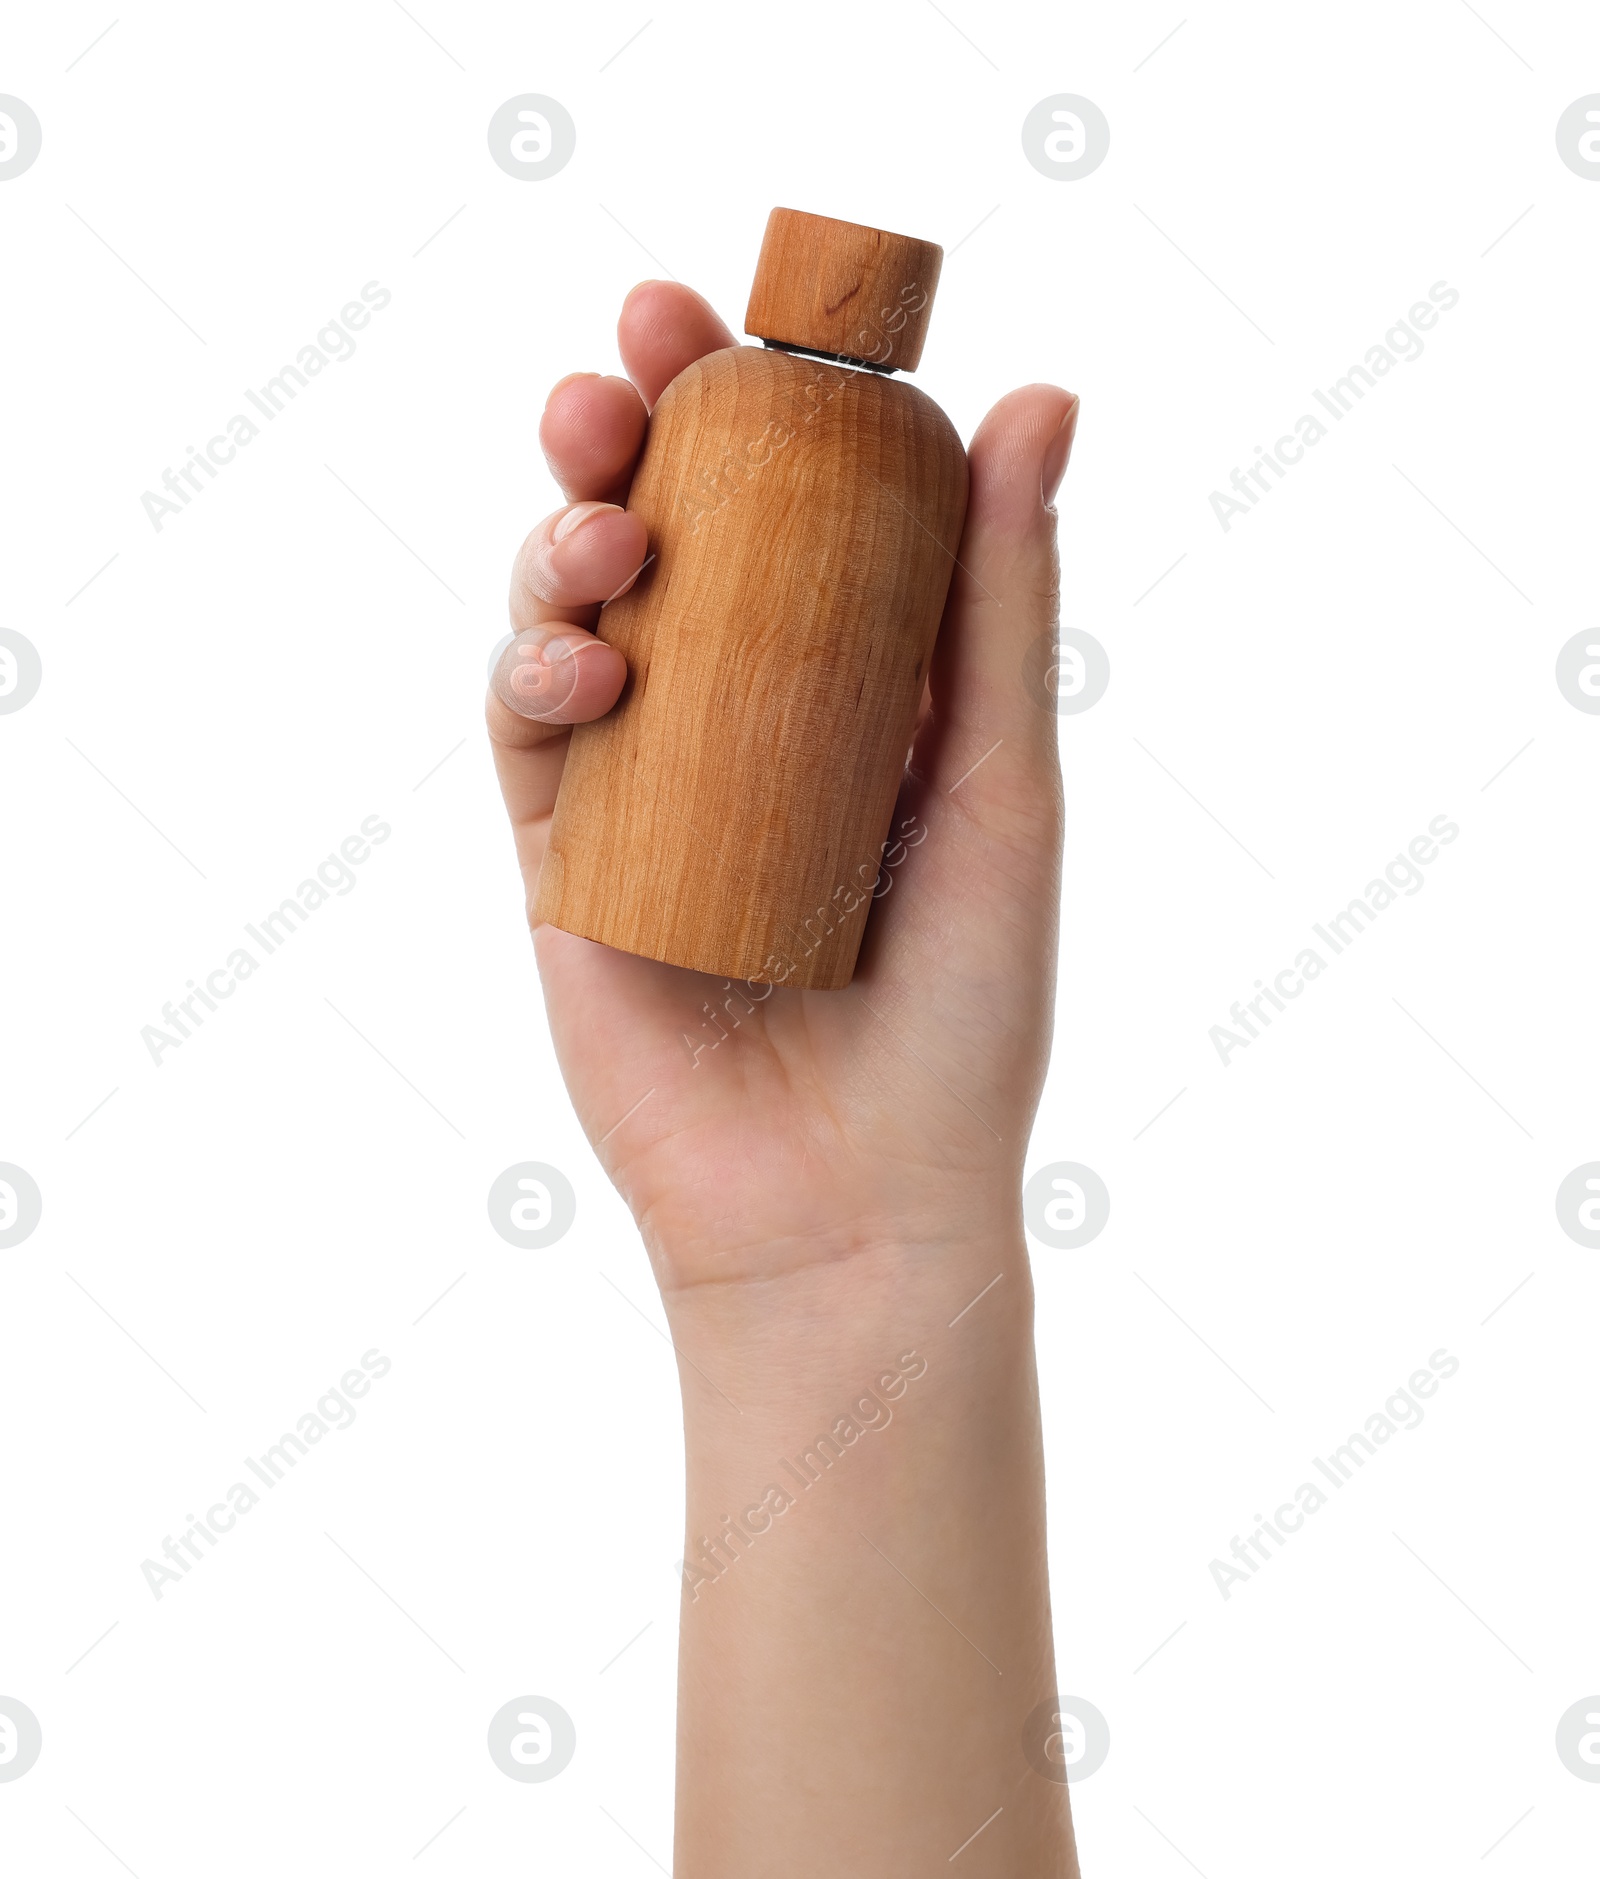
top-left (488, 279), bottom-right (1081, 1876)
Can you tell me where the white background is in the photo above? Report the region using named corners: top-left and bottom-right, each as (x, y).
top-left (2, 1), bottom-right (1597, 1872)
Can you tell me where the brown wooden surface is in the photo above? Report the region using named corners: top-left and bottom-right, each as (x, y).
top-left (535, 344), bottom-right (968, 987)
top-left (743, 208), bottom-right (943, 372)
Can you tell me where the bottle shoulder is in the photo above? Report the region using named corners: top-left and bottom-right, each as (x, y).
top-left (655, 345), bottom-right (964, 459)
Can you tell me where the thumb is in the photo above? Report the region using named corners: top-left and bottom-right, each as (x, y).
top-left (916, 385), bottom-right (1079, 825)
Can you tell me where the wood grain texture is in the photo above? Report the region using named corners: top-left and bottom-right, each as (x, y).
top-left (535, 344), bottom-right (968, 988)
top-left (743, 208), bottom-right (943, 372)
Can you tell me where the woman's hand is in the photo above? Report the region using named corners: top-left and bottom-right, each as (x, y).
top-left (489, 279), bottom-right (1081, 1876)
top-left (488, 280), bottom-right (1078, 1301)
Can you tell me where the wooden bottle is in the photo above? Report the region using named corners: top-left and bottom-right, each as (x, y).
top-left (534, 208), bottom-right (969, 989)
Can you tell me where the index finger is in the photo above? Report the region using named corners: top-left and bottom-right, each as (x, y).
top-left (617, 280), bottom-right (741, 408)
top-left (538, 282), bottom-right (741, 503)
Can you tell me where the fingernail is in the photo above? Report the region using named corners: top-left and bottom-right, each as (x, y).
top-left (552, 500), bottom-right (614, 543)
top-left (1041, 397), bottom-right (1080, 507)
top-left (506, 633), bottom-right (582, 715)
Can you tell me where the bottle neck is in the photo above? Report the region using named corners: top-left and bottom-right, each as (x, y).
top-left (759, 339), bottom-right (898, 376)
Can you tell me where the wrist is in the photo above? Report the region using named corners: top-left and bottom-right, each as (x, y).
top-left (632, 1162), bottom-right (1029, 1298)
top-left (661, 1231), bottom-right (1036, 1429)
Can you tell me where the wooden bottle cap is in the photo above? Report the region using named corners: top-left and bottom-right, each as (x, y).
top-left (743, 208), bottom-right (943, 373)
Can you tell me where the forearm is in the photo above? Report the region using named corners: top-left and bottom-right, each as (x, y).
top-left (665, 1239), bottom-right (1079, 1877)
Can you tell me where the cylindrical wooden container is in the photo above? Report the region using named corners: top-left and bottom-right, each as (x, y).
top-left (534, 208), bottom-right (969, 989)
